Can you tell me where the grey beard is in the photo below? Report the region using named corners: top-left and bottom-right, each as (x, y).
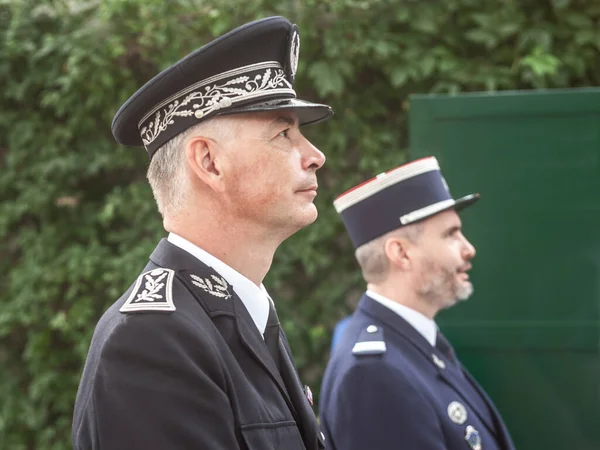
top-left (417, 263), bottom-right (474, 309)
top-left (455, 280), bottom-right (474, 301)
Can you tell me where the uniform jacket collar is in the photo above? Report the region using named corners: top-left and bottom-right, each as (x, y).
top-left (167, 232), bottom-right (270, 335)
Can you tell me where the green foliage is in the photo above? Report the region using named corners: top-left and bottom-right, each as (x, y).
top-left (1, 0), bottom-right (599, 447)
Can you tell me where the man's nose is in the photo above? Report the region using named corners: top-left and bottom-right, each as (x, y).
top-left (301, 138), bottom-right (326, 170)
top-left (462, 236), bottom-right (476, 259)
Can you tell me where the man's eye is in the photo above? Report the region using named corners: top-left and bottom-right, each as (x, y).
top-left (278, 129), bottom-right (289, 138)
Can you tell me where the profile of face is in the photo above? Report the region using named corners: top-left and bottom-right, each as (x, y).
top-left (217, 111), bottom-right (326, 235)
top-left (411, 209), bottom-right (476, 311)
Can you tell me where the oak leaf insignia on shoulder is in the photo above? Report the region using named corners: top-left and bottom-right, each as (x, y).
top-left (120, 268), bottom-right (176, 313)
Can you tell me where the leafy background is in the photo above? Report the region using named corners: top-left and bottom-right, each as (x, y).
top-left (1, 0), bottom-right (599, 447)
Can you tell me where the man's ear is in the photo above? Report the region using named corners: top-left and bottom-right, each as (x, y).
top-left (384, 237), bottom-right (412, 271)
top-left (186, 134), bottom-right (225, 192)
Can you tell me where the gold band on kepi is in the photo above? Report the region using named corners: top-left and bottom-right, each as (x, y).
top-left (111, 16), bottom-right (333, 158)
top-left (333, 157), bottom-right (480, 248)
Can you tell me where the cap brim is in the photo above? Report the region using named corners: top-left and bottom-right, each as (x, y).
top-left (219, 98), bottom-right (333, 126)
top-left (453, 193), bottom-right (480, 212)
top-left (402, 193), bottom-right (480, 226)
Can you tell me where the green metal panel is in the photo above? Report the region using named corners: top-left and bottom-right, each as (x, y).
top-left (409, 88), bottom-right (600, 450)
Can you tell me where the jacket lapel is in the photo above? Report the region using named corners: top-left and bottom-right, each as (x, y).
top-left (148, 239), bottom-right (292, 406)
top-left (435, 360), bottom-right (499, 437)
top-left (462, 368), bottom-right (515, 449)
top-left (358, 294), bottom-right (499, 437)
top-left (278, 329), bottom-right (323, 450)
top-left (228, 292), bottom-right (292, 403)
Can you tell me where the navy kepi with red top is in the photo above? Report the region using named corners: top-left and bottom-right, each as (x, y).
top-left (333, 157), bottom-right (480, 248)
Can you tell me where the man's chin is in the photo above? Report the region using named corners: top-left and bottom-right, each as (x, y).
top-left (280, 205), bottom-right (318, 235)
top-left (299, 203), bottom-right (319, 225)
top-left (456, 282), bottom-right (474, 301)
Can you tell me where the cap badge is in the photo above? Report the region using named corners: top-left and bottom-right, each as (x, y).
top-left (447, 401), bottom-right (468, 425)
top-left (289, 29), bottom-right (300, 81)
top-left (441, 175), bottom-right (450, 193)
top-left (464, 425), bottom-right (482, 450)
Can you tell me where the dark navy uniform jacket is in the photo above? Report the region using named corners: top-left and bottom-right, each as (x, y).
top-left (72, 239), bottom-right (324, 450)
top-left (319, 294), bottom-right (515, 450)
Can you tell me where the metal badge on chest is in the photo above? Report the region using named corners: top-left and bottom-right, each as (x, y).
top-left (447, 401), bottom-right (482, 449)
top-left (447, 401), bottom-right (468, 425)
top-left (464, 425), bottom-right (482, 450)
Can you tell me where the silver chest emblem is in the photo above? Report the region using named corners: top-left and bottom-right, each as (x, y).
top-left (447, 401), bottom-right (468, 425)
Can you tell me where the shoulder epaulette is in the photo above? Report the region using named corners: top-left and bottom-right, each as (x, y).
top-left (352, 324), bottom-right (386, 355)
top-left (120, 268), bottom-right (176, 313)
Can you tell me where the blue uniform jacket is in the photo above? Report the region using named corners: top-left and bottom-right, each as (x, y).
top-left (319, 294), bottom-right (515, 450)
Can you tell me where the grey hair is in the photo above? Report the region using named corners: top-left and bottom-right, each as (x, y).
top-left (355, 222), bottom-right (424, 283)
top-left (147, 116), bottom-right (237, 218)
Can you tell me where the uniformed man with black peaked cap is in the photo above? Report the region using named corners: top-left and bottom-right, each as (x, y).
top-left (319, 157), bottom-right (515, 450)
top-left (72, 17), bottom-right (332, 450)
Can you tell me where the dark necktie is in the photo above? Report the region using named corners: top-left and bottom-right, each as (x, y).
top-left (264, 299), bottom-right (280, 371)
top-left (436, 331), bottom-right (457, 364)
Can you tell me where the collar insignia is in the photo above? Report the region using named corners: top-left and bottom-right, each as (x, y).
top-left (432, 353), bottom-right (446, 369)
top-left (190, 273), bottom-right (232, 299)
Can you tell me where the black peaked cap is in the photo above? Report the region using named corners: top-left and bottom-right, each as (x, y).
top-left (112, 16), bottom-right (333, 158)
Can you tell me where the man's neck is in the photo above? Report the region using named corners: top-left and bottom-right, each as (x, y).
top-left (366, 282), bottom-right (438, 320)
top-left (167, 218), bottom-right (281, 286)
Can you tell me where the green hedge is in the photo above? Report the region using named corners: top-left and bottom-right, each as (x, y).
top-left (1, 0), bottom-right (599, 447)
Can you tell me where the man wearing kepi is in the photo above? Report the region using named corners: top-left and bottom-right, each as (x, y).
top-left (319, 157), bottom-right (515, 450)
top-left (72, 17), bottom-right (332, 450)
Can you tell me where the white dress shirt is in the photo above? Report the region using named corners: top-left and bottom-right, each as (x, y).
top-left (366, 289), bottom-right (438, 347)
top-left (168, 233), bottom-right (270, 336)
